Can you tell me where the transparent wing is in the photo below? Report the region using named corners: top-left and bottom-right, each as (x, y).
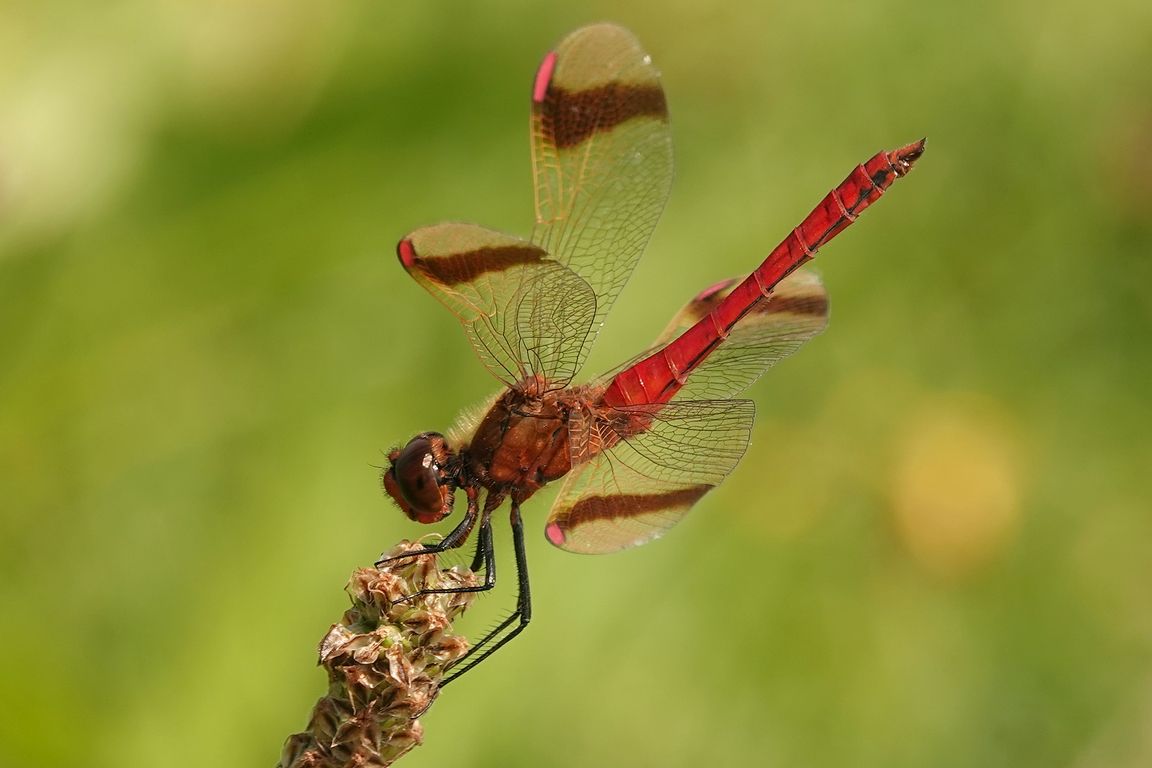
top-left (664, 269), bottom-right (828, 400)
top-left (530, 23), bottom-right (674, 368)
top-left (398, 223), bottom-right (596, 390)
top-left (595, 269), bottom-right (829, 401)
top-left (545, 400), bottom-right (754, 554)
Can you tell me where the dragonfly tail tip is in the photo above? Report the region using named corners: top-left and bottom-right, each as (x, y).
top-left (891, 138), bottom-right (927, 175)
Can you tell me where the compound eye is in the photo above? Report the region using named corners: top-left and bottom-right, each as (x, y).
top-left (391, 437), bottom-right (450, 520)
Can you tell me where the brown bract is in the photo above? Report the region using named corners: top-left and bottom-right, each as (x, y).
top-left (278, 539), bottom-right (477, 768)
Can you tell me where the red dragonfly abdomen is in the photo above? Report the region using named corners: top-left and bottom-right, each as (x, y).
top-left (600, 140), bottom-right (925, 408)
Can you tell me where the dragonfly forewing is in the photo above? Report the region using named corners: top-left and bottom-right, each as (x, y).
top-left (398, 222), bottom-right (597, 391)
top-left (531, 23), bottom-right (674, 362)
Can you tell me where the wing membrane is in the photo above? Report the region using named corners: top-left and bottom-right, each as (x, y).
top-left (399, 223), bottom-right (596, 389)
top-left (545, 400), bottom-right (754, 554)
top-left (608, 269), bottom-right (828, 402)
top-left (666, 269), bottom-right (828, 400)
top-left (531, 23), bottom-right (674, 365)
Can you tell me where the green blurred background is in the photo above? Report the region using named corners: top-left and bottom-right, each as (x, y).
top-left (2, 1), bottom-right (1151, 766)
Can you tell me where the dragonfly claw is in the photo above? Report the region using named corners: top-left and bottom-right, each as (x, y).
top-left (374, 549), bottom-right (431, 569)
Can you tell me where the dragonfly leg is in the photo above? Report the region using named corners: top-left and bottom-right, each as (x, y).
top-left (392, 516), bottom-right (496, 605)
top-left (440, 499), bottom-right (532, 687)
top-left (375, 487), bottom-right (480, 567)
top-left (469, 519), bottom-right (489, 572)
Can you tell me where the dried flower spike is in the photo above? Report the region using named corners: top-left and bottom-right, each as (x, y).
top-left (279, 538), bottom-right (477, 768)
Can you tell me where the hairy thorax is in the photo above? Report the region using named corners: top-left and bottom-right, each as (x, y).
top-left (463, 382), bottom-right (612, 498)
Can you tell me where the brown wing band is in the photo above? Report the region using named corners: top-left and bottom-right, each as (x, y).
top-left (668, 279), bottom-right (826, 334)
top-left (558, 484), bottom-right (711, 531)
top-left (760, 293), bottom-right (829, 317)
top-left (537, 83), bottom-right (668, 149)
top-left (399, 239), bottom-right (547, 286)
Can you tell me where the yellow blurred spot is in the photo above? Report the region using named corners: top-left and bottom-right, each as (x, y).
top-left (891, 397), bottom-right (1024, 581)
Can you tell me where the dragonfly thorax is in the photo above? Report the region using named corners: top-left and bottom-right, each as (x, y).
top-left (463, 388), bottom-right (577, 498)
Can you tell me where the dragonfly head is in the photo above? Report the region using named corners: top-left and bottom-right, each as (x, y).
top-left (383, 432), bottom-right (457, 524)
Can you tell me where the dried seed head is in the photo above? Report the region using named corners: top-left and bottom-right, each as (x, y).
top-left (279, 539), bottom-right (477, 768)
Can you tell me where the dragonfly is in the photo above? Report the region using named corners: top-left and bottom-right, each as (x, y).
top-left (379, 23), bottom-right (923, 685)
